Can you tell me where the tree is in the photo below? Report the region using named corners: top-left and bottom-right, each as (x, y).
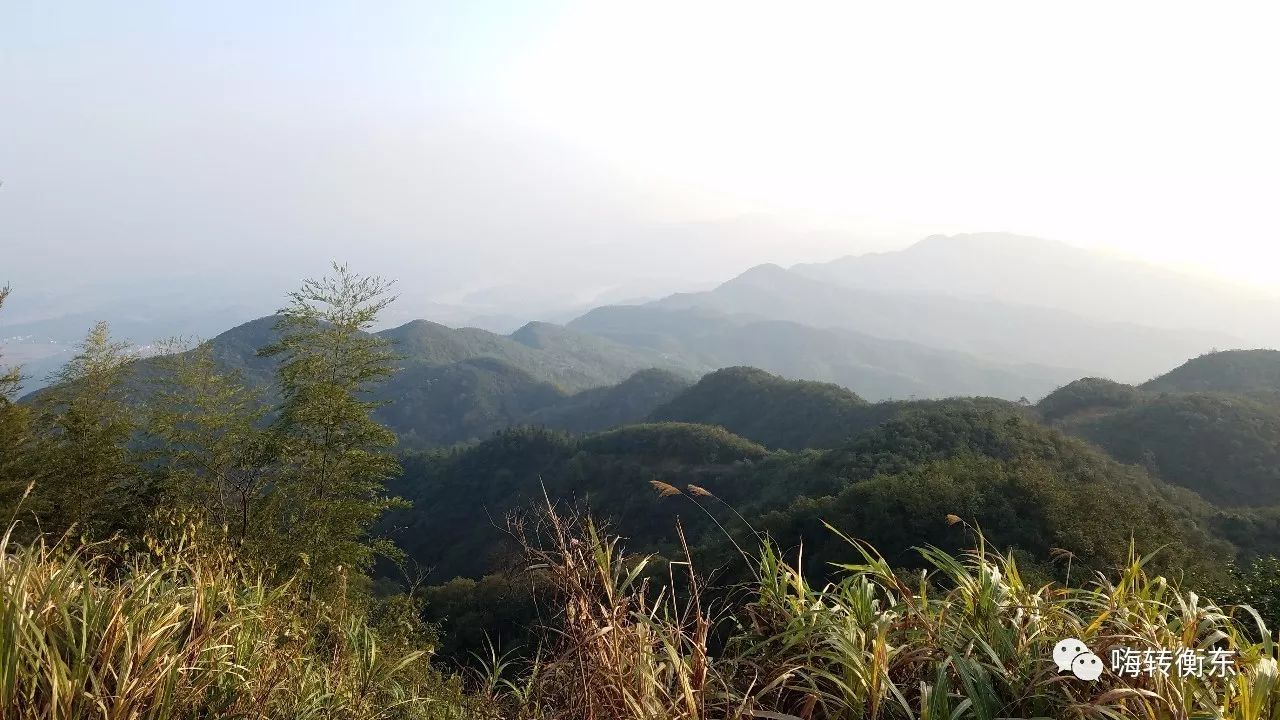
top-left (258, 263), bottom-right (406, 597)
top-left (31, 321), bottom-right (142, 535)
top-left (0, 285), bottom-right (36, 519)
top-left (0, 286), bottom-right (20, 400)
top-left (144, 339), bottom-right (274, 546)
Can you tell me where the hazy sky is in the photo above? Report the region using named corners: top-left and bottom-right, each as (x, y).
top-left (3, 0), bottom-right (1279, 299)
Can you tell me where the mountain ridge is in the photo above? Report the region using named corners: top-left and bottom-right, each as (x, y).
top-left (792, 232), bottom-right (1280, 343)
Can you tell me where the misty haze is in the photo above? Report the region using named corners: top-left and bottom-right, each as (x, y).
top-left (3, 3), bottom-right (1280, 719)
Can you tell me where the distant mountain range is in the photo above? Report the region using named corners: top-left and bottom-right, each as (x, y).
top-left (11, 232), bottom-right (1280, 426)
top-left (568, 304), bottom-right (1071, 401)
top-left (647, 259), bottom-right (1234, 382)
top-left (176, 315), bottom-right (700, 448)
top-left (793, 232), bottom-right (1280, 345)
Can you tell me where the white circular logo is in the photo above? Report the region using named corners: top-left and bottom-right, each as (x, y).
top-left (1053, 637), bottom-right (1087, 673)
top-left (1072, 651), bottom-right (1105, 681)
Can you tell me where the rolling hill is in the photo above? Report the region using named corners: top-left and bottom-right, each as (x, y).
top-left (1141, 349), bottom-right (1280, 394)
top-left (649, 261), bottom-right (1230, 382)
top-left (523, 368), bottom-right (691, 434)
top-left (1039, 351), bottom-right (1280, 506)
top-left (24, 315), bottom-right (703, 449)
top-left (568, 304), bottom-right (1072, 401)
top-left (647, 366), bottom-right (875, 450)
top-left (386, 403), bottom-right (1231, 584)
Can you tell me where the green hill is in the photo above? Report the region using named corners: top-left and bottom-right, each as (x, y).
top-left (1065, 392), bottom-right (1280, 507)
top-left (1037, 353), bottom-right (1280, 506)
top-left (386, 404), bottom-right (1230, 584)
top-left (38, 316), bottom-right (702, 449)
top-left (1036, 377), bottom-right (1144, 421)
top-left (383, 318), bottom-right (699, 391)
top-left (568, 305), bottom-right (1072, 402)
top-left (648, 366), bottom-right (874, 450)
top-left (650, 366), bottom-right (1041, 452)
top-left (375, 357), bottom-right (567, 448)
top-left (523, 369), bottom-right (691, 434)
top-left (1142, 349), bottom-right (1280, 394)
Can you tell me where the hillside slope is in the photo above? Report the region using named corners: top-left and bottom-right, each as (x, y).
top-left (1039, 353), bottom-right (1280, 506)
top-left (28, 315), bottom-right (702, 449)
top-left (648, 366), bottom-right (875, 450)
top-left (568, 305), bottom-right (1072, 402)
top-left (656, 262), bottom-right (1225, 382)
top-left (523, 368), bottom-right (691, 434)
top-left (1142, 349), bottom-right (1280, 394)
top-left (386, 404), bottom-right (1230, 584)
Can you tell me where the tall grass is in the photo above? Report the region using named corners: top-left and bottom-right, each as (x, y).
top-left (487, 508), bottom-right (726, 720)
top-left (5, 493), bottom-right (1279, 719)
top-left (489, 497), bottom-right (1280, 720)
top-left (0, 519), bottom-right (482, 720)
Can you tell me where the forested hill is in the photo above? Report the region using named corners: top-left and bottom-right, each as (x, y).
top-left (1141, 349), bottom-right (1280, 394)
top-left (1038, 350), bottom-right (1280, 506)
top-left (386, 402), bottom-right (1232, 586)
top-left (648, 366), bottom-right (1033, 450)
top-left (26, 315), bottom-right (701, 448)
top-left (648, 366), bottom-right (873, 450)
top-left (377, 348), bottom-right (1280, 662)
top-left (29, 306), bottom-right (1085, 448)
top-left (13, 270), bottom-right (1280, 700)
top-left (566, 304), bottom-right (1072, 401)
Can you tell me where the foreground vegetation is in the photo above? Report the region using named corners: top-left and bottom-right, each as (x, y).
top-left (476, 500), bottom-right (1280, 719)
top-left (9, 497), bottom-right (1277, 719)
top-left (6, 272), bottom-right (1280, 718)
top-left (0, 516), bottom-right (483, 719)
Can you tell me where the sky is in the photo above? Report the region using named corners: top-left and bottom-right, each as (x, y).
top-left (3, 0), bottom-right (1279, 310)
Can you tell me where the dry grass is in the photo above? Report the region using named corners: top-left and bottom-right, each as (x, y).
top-left (486, 496), bottom-right (1280, 720)
top-left (6, 487), bottom-right (1279, 720)
top-left (0, 518), bottom-right (481, 720)
top-left (484, 505), bottom-right (728, 720)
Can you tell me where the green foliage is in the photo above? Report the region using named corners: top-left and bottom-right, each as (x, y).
top-left (0, 520), bottom-right (484, 720)
top-left (1073, 392), bottom-right (1280, 506)
top-left (258, 263), bottom-right (407, 595)
top-left (579, 422), bottom-right (769, 464)
top-left (1144, 348), bottom-right (1280, 394)
top-left (0, 287), bottom-right (20, 401)
top-left (759, 452), bottom-right (1221, 579)
top-left (0, 287), bottom-right (36, 516)
top-left (485, 505), bottom-right (1280, 720)
top-left (143, 339), bottom-right (275, 544)
top-left (1038, 355), bottom-right (1280, 509)
top-left (390, 403), bottom-right (1234, 669)
top-left (27, 322), bottom-right (145, 536)
top-left (1037, 376), bottom-right (1143, 421)
top-left (732, 528), bottom-right (1279, 720)
top-left (1222, 555), bottom-right (1280, 632)
top-left (422, 572), bottom-right (544, 661)
top-left (649, 366), bottom-right (872, 450)
top-left (0, 269), bottom-right (469, 718)
top-left (524, 368), bottom-right (691, 435)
